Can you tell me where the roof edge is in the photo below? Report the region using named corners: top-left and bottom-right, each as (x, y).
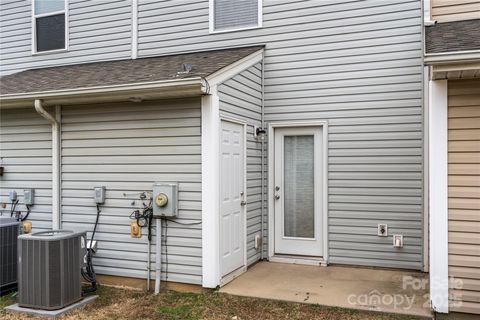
top-left (0, 78), bottom-right (205, 108)
top-left (206, 48), bottom-right (264, 86)
top-left (425, 50), bottom-right (480, 65)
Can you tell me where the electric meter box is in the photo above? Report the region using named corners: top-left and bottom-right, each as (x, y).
top-left (153, 183), bottom-right (178, 217)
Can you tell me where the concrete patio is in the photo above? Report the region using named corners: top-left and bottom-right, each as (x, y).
top-left (220, 261), bottom-right (432, 318)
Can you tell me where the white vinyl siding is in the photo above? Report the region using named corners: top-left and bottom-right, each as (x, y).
top-left (0, 108), bottom-right (53, 232)
top-left (218, 63), bottom-right (264, 266)
top-left (60, 98), bottom-right (202, 284)
top-left (212, 0), bottom-right (260, 32)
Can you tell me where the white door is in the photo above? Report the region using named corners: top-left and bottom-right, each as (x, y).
top-left (274, 127), bottom-right (323, 256)
top-left (220, 120), bottom-right (246, 277)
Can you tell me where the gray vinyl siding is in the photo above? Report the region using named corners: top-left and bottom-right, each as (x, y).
top-left (138, 0), bottom-right (424, 269)
top-left (60, 98), bottom-right (202, 284)
top-left (0, 0), bottom-right (132, 76)
top-left (0, 0), bottom-right (424, 271)
top-left (0, 108), bottom-right (52, 232)
top-left (218, 63), bottom-right (263, 266)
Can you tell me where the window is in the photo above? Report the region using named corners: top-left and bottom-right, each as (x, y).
top-left (33, 0), bottom-right (67, 53)
top-left (210, 0), bottom-right (262, 33)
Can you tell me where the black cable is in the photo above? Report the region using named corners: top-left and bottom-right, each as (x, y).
top-left (10, 199), bottom-right (19, 217)
top-left (82, 204), bottom-right (101, 295)
top-left (164, 218), bottom-right (202, 226)
top-left (163, 218), bottom-right (168, 282)
top-left (21, 205), bottom-right (31, 221)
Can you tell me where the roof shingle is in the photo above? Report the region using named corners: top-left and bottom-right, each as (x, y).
top-left (0, 46), bottom-right (264, 95)
top-left (426, 19), bottom-right (480, 54)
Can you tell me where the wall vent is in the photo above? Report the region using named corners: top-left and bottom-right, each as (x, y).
top-left (18, 230), bottom-right (86, 310)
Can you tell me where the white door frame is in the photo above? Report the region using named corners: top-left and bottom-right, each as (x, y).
top-left (268, 121), bottom-right (329, 264)
top-left (219, 115), bottom-right (248, 286)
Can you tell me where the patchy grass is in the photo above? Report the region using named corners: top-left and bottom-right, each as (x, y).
top-left (1, 285), bottom-right (425, 320)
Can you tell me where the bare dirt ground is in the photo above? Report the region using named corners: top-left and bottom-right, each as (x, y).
top-left (1, 285), bottom-right (426, 320)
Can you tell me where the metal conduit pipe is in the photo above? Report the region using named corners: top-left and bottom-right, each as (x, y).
top-left (154, 218), bottom-right (162, 294)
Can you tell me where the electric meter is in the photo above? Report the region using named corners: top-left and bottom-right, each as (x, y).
top-left (152, 183), bottom-right (178, 217)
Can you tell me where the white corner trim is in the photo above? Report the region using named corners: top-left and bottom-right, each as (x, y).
top-left (428, 79), bottom-right (449, 314)
top-left (201, 87), bottom-right (221, 288)
top-left (267, 120), bottom-right (329, 263)
top-left (206, 49), bottom-right (264, 86)
top-left (131, 0), bottom-right (138, 59)
top-left (423, 0), bottom-right (435, 24)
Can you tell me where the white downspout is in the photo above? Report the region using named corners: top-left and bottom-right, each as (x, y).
top-left (34, 100), bottom-right (61, 230)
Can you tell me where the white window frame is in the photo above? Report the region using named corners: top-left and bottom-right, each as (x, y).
top-left (32, 0), bottom-right (69, 55)
top-left (209, 0), bottom-right (263, 34)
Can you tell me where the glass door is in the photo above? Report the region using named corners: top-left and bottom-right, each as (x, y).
top-left (274, 127), bottom-right (323, 256)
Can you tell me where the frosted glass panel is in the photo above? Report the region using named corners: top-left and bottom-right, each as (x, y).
top-left (283, 135), bottom-right (314, 238)
top-left (35, 0), bottom-right (64, 14)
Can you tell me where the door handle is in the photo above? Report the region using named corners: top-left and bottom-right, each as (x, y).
top-left (274, 195), bottom-right (280, 200)
top-left (241, 200), bottom-right (247, 206)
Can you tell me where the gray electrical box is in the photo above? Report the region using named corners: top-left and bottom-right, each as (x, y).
top-left (94, 186), bottom-right (105, 204)
top-left (153, 183), bottom-right (178, 217)
top-left (24, 189), bottom-right (34, 205)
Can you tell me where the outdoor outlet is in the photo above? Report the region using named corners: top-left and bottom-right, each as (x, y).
top-left (130, 221), bottom-right (142, 238)
top-left (22, 221), bottom-right (32, 234)
top-left (378, 224), bottom-right (388, 237)
top-left (393, 235), bottom-right (404, 248)
top-left (254, 234), bottom-right (262, 250)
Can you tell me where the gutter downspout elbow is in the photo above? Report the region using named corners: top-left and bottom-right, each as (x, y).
top-left (35, 99), bottom-right (57, 125)
top-left (34, 99), bottom-right (61, 230)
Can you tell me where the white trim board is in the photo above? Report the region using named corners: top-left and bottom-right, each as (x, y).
top-left (201, 87), bottom-right (221, 288)
top-left (267, 120), bottom-right (329, 264)
top-left (428, 79), bottom-right (449, 314)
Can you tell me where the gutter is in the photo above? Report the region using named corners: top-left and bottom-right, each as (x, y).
top-left (1, 78), bottom-right (206, 108)
top-left (34, 100), bottom-right (61, 230)
top-left (425, 50), bottom-right (480, 65)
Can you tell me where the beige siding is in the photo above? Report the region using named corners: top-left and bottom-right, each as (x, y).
top-left (448, 79), bottom-right (480, 314)
top-left (432, 0), bottom-right (480, 23)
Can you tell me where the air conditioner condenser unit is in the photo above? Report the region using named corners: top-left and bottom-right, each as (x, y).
top-left (18, 230), bottom-right (86, 310)
top-left (0, 216), bottom-right (20, 295)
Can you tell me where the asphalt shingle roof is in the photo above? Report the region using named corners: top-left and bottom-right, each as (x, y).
top-left (426, 19), bottom-right (480, 54)
top-left (0, 46), bottom-right (264, 95)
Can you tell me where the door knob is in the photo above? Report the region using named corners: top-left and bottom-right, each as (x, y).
top-left (274, 195), bottom-right (280, 200)
top-left (241, 200), bottom-right (247, 206)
